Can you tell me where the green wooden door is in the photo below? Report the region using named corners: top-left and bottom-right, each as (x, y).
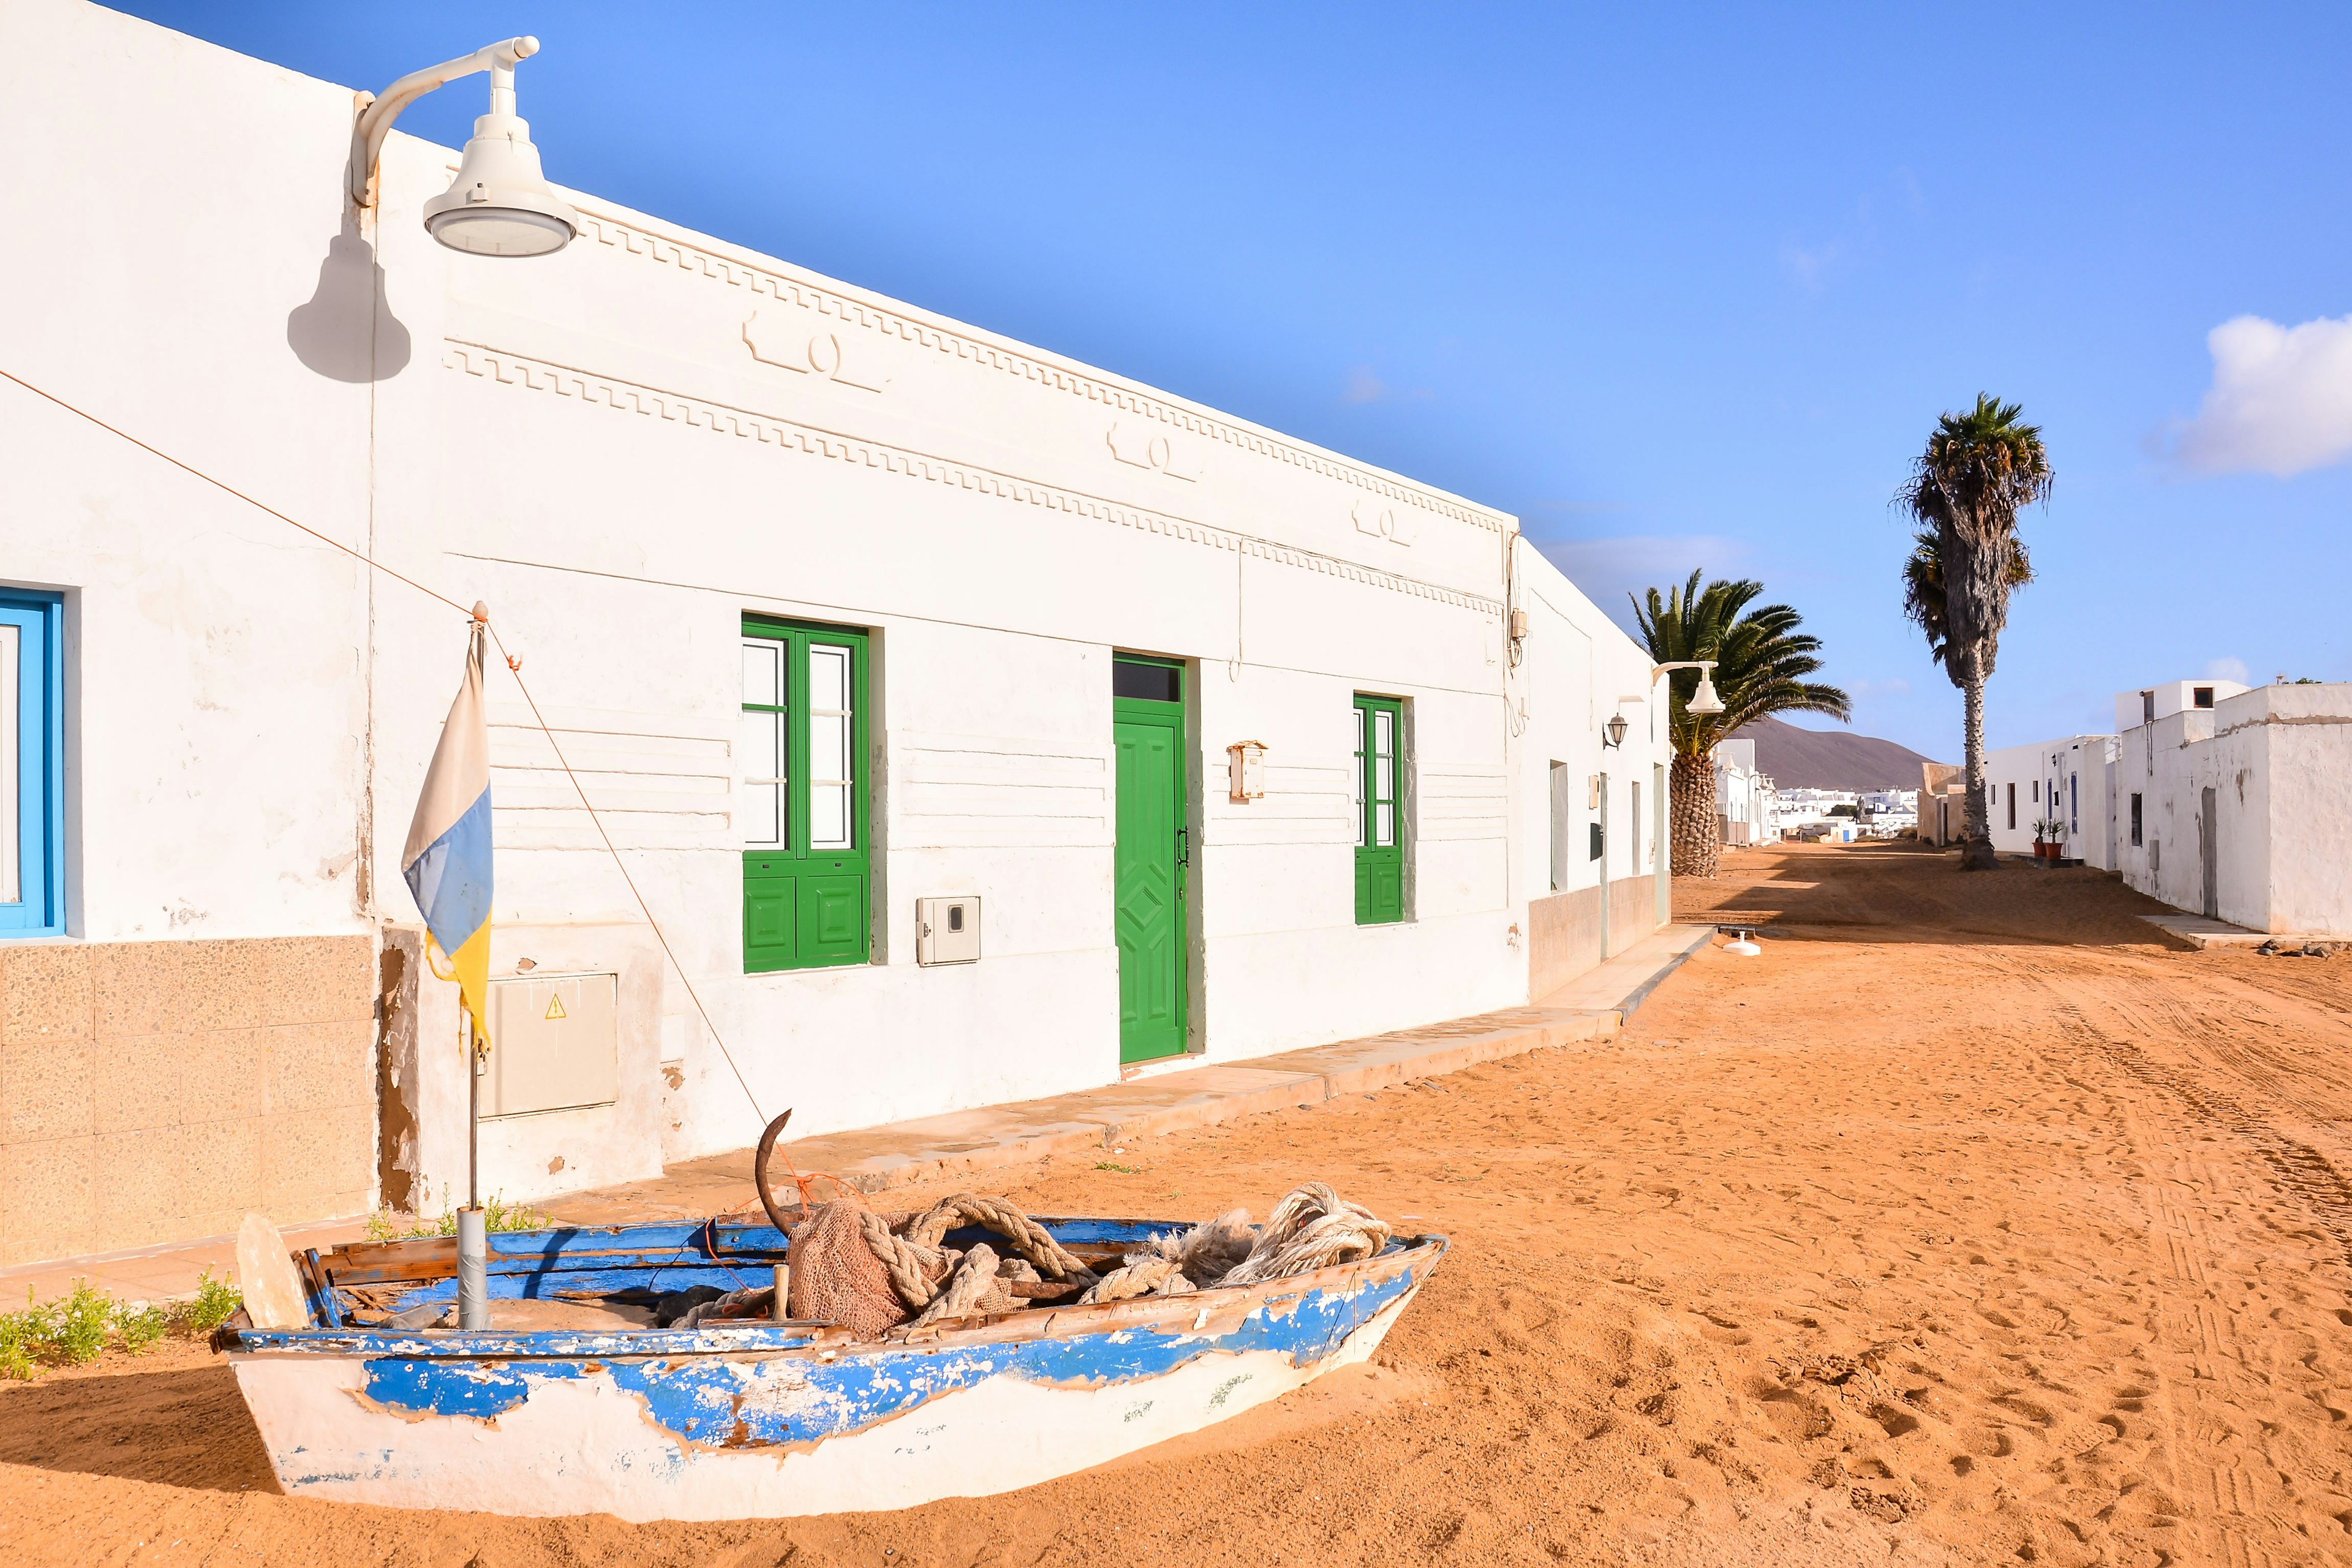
top-left (1114, 657), bottom-right (1188, 1063)
top-left (742, 619), bottom-right (870, 973)
top-left (1353, 694), bottom-right (1404, 924)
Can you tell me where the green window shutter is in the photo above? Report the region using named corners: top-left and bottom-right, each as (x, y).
top-left (743, 854), bottom-right (799, 971)
top-left (742, 618), bottom-right (870, 973)
top-left (1353, 694), bottom-right (1404, 924)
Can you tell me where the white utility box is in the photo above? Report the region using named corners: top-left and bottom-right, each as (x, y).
top-left (915, 896), bottom-right (981, 965)
top-left (484, 971), bottom-right (620, 1117)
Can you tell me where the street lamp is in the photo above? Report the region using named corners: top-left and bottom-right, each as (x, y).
top-left (349, 36), bottom-right (578, 257)
top-left (1602, 711), bottom-right (1629, 748)
top-left (1651, 660), bottom-right (1725, 715)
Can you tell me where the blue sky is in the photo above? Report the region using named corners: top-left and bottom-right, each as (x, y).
top-left (121, 3), bottom-right (2352, 760)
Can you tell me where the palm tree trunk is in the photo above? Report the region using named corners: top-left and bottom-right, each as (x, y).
top-left (1959, 647), bottom-right (1997, 870)
top-left (1670, 750), bottom-right (1719, 878)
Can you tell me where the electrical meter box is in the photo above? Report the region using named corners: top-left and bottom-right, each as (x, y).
top-left (914, 896), bottom-right (981, 966)
top-left (484, 971), bottom-right (620, 1117)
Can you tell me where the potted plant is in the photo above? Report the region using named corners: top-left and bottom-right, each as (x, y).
top-left (2031, 816), bottom-right (2065, 859)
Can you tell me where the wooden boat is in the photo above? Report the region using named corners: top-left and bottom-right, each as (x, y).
top-left (226, 1215), bottom-right (1447, 1521)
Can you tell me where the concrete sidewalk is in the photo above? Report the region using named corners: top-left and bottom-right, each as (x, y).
top-left (2140, 913), bottom-right (2340, 951)
top-left (1, 923), bottom-right (1714, 1302)
top-left (551, 921), bottom-right (1712, 1226)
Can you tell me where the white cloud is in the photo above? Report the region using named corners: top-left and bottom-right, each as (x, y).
top-left (1529, 533), bottom-right (1752, 630)
top-left (2174, 312), bottom-right (2352, 476)
top-left (1780, 239), bottom-right (1844, 292)
top-left (1342, 366), bottom-right (1388, 405)
top-left (2202, 656), bottom-right (2250, 684)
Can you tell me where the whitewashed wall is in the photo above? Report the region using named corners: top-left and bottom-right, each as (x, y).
top-left (1983, 735), bottom-right (2113, 862)
top-left (2114, 684), bottom-right (2352, 936)
top-left (0, 0), bottom-right (375, 944)
top-left (1, 0), bottom-right (1670, 1216)
top-left (1512, 547), bottom-right (1670, 924)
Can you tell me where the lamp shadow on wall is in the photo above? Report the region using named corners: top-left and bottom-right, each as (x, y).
top-left (287, 221), bottom-right (411, 383)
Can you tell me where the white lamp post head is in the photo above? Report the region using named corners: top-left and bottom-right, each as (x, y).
top-left (1649, 660), bottom-right (1728, 716)
top-left (352, 36), bottom-right (576, 258)
top-left (421, 39), bottom-right (576, 256)
top-left (1687, 669), bottom-right (1727, 716)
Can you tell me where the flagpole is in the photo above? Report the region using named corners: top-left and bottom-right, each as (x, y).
top-left (455, 612), bottom-right (490, 1332)
top-left (458, 1015), bottom-right (487, 1329)
top-left (468, 1021), bottom-right (481, 1211)
top-left (404, 604), bottom-right (497, 1331)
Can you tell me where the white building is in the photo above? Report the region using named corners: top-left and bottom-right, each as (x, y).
top-left (1713, 740), bottom-right (1778, 846)
top-left (2113, 679), bottom-right (2350, 935)
top-left (1983, 734), bottom-right (2118, 864)
top-left (0, 2), bottom-right (1673, 1269)
top-left (1917, 763), bottom-right (1964, 846)
top-left (1926, 674), bottom-right (2349, 936)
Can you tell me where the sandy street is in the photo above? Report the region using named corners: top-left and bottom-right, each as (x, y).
top-left (6, 842), bottom-right (2351, 1566)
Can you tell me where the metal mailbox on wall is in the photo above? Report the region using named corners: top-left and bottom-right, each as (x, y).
top-left (484, 971), bottom-right (620, 1117)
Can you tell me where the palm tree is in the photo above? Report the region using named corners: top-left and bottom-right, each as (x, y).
top-left (1898, 394), bottom-right (2052, 870)
top-left (1633, 571), bottom-right (1850, 878)
top-left (1899, 530), bottom-right (2032, 672)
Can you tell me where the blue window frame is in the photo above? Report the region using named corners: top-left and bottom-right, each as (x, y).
top-left (1, 590), bottom-right (64, 937)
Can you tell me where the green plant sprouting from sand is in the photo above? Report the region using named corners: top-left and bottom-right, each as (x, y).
top-left (361, 1192), bottom-right (556, 1243)
top-left (0, 1269), bottom-right (244, 1381)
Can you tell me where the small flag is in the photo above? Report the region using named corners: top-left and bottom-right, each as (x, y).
top-left (404, 609), bottom-right (495, 1050)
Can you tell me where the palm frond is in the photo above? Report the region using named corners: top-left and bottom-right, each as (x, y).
top-left (1631, 570), bottom-right (1850, 756)
top-left (1896, 392), bottom-right (2051, 677)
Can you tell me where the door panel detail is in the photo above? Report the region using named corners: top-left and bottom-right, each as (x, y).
top-left (1114, 659), bottom-right (1188, 1063)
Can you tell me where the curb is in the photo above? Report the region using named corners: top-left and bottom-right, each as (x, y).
top-left (802, 1008), bottom-right (1623, 1197)
top-left (556, 928), bottom-right (1716, 1216)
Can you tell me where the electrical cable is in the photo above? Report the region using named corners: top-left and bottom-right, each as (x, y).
top-left (0, 363), bottom-right (842, 1186)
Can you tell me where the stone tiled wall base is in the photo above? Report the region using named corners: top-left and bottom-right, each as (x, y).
top-left (1528, 875), bottom-right (1659, 1000)
top-left (0, 936), bottom-right (377, 1269)
top-left (1612, 873), bottom-right (1659, 950)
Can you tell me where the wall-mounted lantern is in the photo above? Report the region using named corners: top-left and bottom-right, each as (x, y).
top-left (1602, 712), bottom-right (1629, 749)
top-left (349, 36), bottom-right (578, 257)
top-left (1226, 741), bottom-right (1268, 802)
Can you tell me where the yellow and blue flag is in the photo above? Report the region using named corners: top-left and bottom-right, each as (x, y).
top-left (404, 611), bottom-right (494, 1049)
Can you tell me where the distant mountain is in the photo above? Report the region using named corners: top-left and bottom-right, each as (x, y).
top-left (1723, 715), bottom-right (1948, 791)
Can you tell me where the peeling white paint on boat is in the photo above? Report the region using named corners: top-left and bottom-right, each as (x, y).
top-left (232, 1285), bottom-right (1420, 1520)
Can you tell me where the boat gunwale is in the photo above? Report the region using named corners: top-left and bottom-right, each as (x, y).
top-left (228, 1229), bottom-right (1450, 1362)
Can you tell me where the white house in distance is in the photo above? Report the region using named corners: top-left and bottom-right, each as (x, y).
top-left (1982, 734), bottom-right (2118, 863)
top-left (0, 2), bottom-right (1672, 1270)
top-left (1947, 674), bottom-right (2349, 937)
top-left (1713, 739), bottom-right (1778, 846)
top-left (2111, 679), bottom-right (2349, 935)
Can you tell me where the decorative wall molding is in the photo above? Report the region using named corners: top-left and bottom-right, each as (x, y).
top-left (1350, 497), bottom-right (1413, 547)
top-left (570, 208), bottom-right (1507, 537)
top-left (1106, 421), bottom-right (1198, 481)
top-left (894, 731), bottom-right (1110, 850)
top-left (444, 339), bottom-right (1502, 617)
top-left (742, 309), bottom-right (888, 393)
top-left (1414, 763), bottom-right (1510, 843)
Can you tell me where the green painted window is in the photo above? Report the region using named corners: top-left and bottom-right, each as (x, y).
top-left (1352, 694), bottom-right (1404, 924)
top-left (742, 617), bottom-right (870, 973)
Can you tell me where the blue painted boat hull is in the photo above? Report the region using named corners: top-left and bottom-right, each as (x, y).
top-left (228, 1218), bottom-right (1446, 1520)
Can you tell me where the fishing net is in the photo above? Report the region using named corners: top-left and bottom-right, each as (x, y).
top-left (783, 1184), bottom-right (1394, 1340)
top-left (785, 1200), bottom-right (911, 1338)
